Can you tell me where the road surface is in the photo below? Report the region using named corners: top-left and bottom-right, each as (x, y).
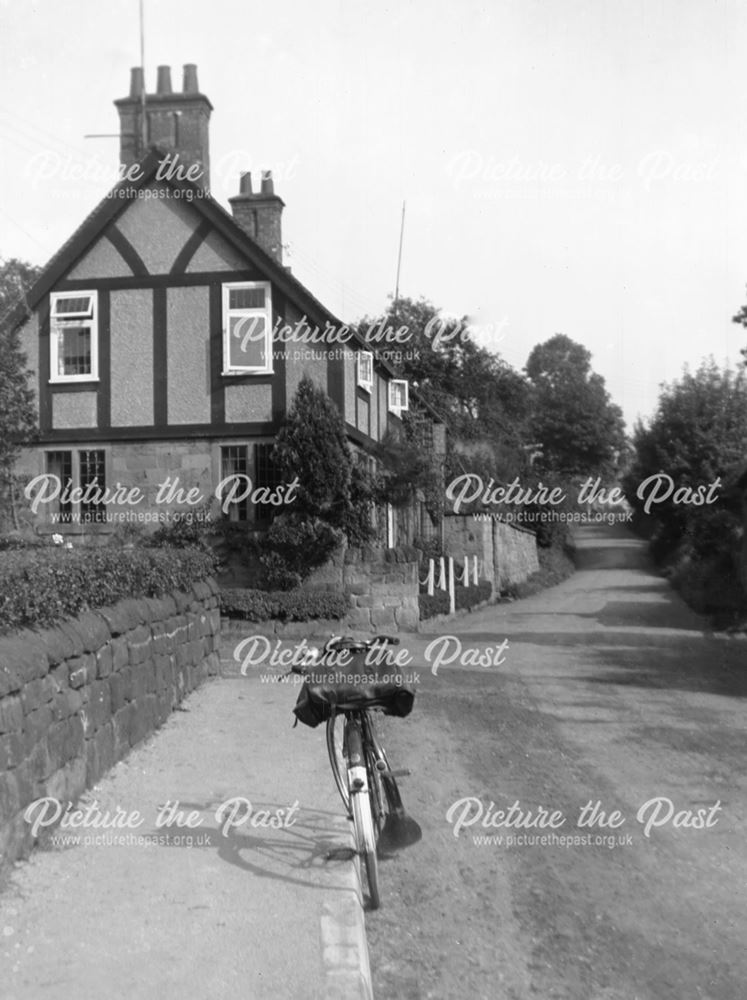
top-left (366, 524), bottom-right (747, 1000)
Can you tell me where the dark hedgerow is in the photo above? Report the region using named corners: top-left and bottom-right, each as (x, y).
top-left (220, 588), bottom-right (348, 623)
top-left (419, 581), bottom-right (492, 620)
top-left (0, 546), bottom-right (216, 635)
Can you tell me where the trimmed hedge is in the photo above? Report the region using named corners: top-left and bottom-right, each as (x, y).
top-left (419, 581), bottom-right (492, 620)
top-left (220, 588), bottom-right (348, 623)
top-left (0, 535), bottom-right (48, 551)
top-left (0, 546), bottom-right (216, 635)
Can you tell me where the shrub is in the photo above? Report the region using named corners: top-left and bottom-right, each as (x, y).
top-left (665, 546), bottom-right (746, 621)
top-left (0, 533), bottom-right (48, 551)
top-left (272, 375), bottom-right (352, 522)
top-left (258, 515), bottom-right (342, 590)
top-left (219, 588), bottom-right (274, 621)
top-left (509, 543), bottom-right (576, 599)
top-left (419, 580), bottom-right (492, 620)
top-left (220, 588), bottom-right (348, 622)
top-left (0, 546), bottom-right (215, 634)
top-left (148, 503), bottom-right (216, 552)
top-left (413, 535), bottom-right (442, 562)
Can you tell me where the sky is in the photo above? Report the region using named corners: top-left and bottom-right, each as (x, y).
top-left (1, 0), bottom-right (747, 431)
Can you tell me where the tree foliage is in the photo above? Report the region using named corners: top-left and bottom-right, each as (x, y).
top-left (525, 333), bottom-right (625, 478)
top-left (374, 422), bottom-right (444, 521)
top-left (0, 257), bottom-right (40, 525)
top-left (623, 358), bottom-right (747, 555)
top-left (731, 290), bottom-right (747, 366)
top-left (272, 375), bottom-right (353, 523)
top-left (261, 376), bottom-right (376, 587)
top-left (355, 296), bottom-right (531, 481)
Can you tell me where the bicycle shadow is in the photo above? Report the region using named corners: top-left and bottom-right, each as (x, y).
top-left (142, 798), bottom-right (358, 891)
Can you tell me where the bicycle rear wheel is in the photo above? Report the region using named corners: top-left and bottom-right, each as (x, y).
top-left (326, 711), bottom-right (349, 812)
top-left (349, 764), bottom-right (380, 910)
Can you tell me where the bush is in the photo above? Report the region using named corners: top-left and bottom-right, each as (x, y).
top-left (419, 580), bottom-right (492, 620)
top-left (0, 533), bottom-right (48, 551)
top-left (220, 588), bottom-right (348, 622)
top-left (0, 546), bottom-right (215, 634)
top-left (258, 515), bottom-right (342, 590)
top-left (148, 504), bottom-right (215, 552)
top-left (413, 535), bottom-right (442, 562)
top-left (509, 543), bottom-right (576, 599)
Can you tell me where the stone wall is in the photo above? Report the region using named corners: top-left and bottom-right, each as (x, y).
top-left (0, 580), bottom-right (221, 867)
top-left (221, 544), bottom-right (421, 638)
top-left (442, 517), bottom-right (496, 591)
top-left (492, 520), bottom-right (539, 590)
top-left (15, 439), bottom-right (221, 541)
top-left (442, 515), bottom-right (539, 597)
top-left (343, 546), bottom-right (420, 632)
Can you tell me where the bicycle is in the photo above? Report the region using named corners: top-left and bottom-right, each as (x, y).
top-left (289, 634), bottom-right (421, 910)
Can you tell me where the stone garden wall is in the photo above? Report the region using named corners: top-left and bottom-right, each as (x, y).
top-left (222, 545), bottom-right (421, 639)
top-left (342, 545), bottom-right (420, 632)
top-left (492, 521), bottom-right (540, 590)
top-left (443, 515), bottom-right (540, 597)
top-left (0, 581), bottom-right (221, 867)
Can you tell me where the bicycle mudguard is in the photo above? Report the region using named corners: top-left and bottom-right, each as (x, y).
top-left (292, 649), bottom-right (416, 729)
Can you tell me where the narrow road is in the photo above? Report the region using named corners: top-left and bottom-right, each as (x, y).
top-left (366, 524), bottom-right (747, 1000)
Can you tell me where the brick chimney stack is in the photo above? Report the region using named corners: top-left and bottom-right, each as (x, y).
top-left (114, 64), bottom-right (212, 189)
top-left (229, 171), bottom-right (285, 263)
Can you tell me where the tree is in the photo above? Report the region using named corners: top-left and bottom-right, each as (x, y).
top-left (623, 358), bottom-right (747, 555)
top-left (374, 424), bottom-right (444, 522)
top-left (0, 257), bottom-right (40, 528)
top-left (0, 257), bottom-right (40, 319)
top-left (272, 375), bottom-right (353, 523)
top-left (525, 334), bottom-right (625, 478)
top-left (730, 290), bottom-right (747, 366)
top-left (261, 376), bottom-right (376, 588)
top-left (355, 296), bottom-right (532, 481)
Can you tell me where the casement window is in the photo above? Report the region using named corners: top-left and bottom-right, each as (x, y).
top-left (50, 291), bottom-right (98, 382)
top-left (45, 449), bottom-right (107, 523)
top-left (253, 443), bottom-right (282, 523)
top-left (220, 445), bottom-right (250, 522)
top-left (357, 351), bottom-right (373, 392)
top-left (388, 379), bottom-right (409, 415)
top-left (222, 281), bottom-right (273, 374)
top-left (219, 443), bottom-right (281, 524)
top-left (386, 503), bottom-right (396, 548)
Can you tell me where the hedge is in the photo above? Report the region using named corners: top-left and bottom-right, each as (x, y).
top-left (220, 588), bottom-right (348, 623)
top-left (419, 581), bottom-right (492, 620)
top-left (0, 546), bottom-right (216, 635)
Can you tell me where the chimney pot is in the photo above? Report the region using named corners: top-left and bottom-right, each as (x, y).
top-left (183, 63), bottom-right (199, 94)
top-left (156, 65), bottom-right (172, 95)
top-left (239, 171), bottom-right (253, 195)
top-left (129, 67), bottom-right (145, 98)
top-left (260, 170), bottom-right (274, 195)
top-left (116, 65), bottom-right (212, 189)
